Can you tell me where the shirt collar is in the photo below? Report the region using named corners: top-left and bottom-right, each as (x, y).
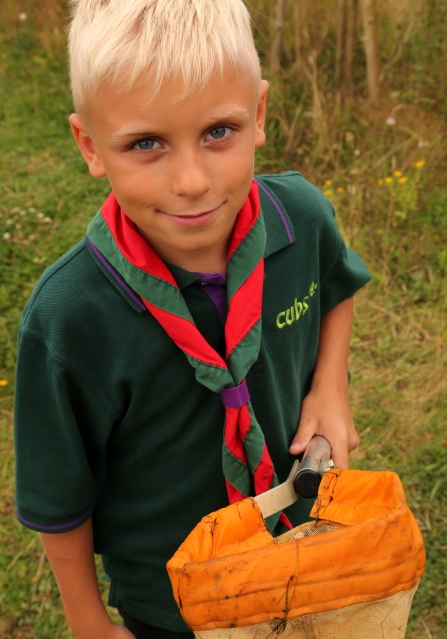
top-left (166, 263), bottom-right (202, 290)
top-left (195, 272), bottom-right (227, 286)
top-left (89, 175), bottom-right (295, 309)
top-left (167, 265), bottom-right (228, 290)
top-left (255, 176), bottom-right (296, 258)
top-left (162, 177), bottom-right (296, 290)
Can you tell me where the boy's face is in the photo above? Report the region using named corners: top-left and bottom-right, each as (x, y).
top-left (70, 70), bottom-right (269, 272)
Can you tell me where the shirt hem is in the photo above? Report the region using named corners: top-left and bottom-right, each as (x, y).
top-left (115, 599), bottom-right (191, 633)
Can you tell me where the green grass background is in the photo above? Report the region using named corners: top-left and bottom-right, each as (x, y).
top-left (1, 2), bottom-right (446, 637)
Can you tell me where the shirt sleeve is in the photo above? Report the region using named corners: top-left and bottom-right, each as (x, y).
top-left (14, 330), bottom-right (115, 533)
top-left (305, 185), bottom-right (371, 316)
top-left (319, 241), bottom-right (371, 316)
top-left (257, 171), bottom-right (371, 315)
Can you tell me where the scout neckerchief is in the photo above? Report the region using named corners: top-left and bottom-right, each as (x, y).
top-left (87, 180), bottom-right (292, 530)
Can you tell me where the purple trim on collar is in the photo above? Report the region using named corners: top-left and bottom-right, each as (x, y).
top-left (254, 178), bottom-right (294, 244)
top-left (17, 502), bottom-right (95, 532)
top-left (88, 239), bottom-right (147, 311)
top-left (220, 379), bottom-right (250, 408)
top-left (195, 272), bottom-right (227, 325)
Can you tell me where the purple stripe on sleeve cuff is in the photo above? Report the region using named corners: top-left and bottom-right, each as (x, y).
top-left (88, 239), bottom-right (147, 311)
top-left (17, 502), bottom-right (95, 532)
top-left (255, 178), bottom-right (294, 244)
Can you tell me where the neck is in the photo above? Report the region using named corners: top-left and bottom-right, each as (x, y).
top-left (137, 228), bottom-right (229, 275)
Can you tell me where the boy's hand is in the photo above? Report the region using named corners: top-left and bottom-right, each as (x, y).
top-left (288, 384), bottom-right (359, 468)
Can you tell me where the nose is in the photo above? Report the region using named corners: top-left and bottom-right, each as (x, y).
top-left (170, 148), bottom-right (211, 199)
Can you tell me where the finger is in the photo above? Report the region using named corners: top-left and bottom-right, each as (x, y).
top-left (289, 418), bottom-right (318, 455)
top-left (331, 438), bottom-right (349, 469)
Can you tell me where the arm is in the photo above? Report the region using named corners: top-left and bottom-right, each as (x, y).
top-left (41, 518), bottom-right (135, 639)
top-left (289, 297), bottom-right (359, 468)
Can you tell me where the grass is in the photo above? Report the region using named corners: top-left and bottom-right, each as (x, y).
top-left (1, 4), bottom-right (447, 638)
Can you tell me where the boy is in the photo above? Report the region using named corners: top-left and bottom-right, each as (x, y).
top-left (14, 1), bottom-right (371, 638)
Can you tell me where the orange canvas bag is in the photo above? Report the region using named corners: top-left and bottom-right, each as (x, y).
top-left (167, 469), bottom-right (425, 638)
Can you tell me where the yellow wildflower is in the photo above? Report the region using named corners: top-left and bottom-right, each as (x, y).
top-left (384, 177), bottom-right (393, 184)
top-left (324, 190), bottom-right (333, 197)
top-left (414, 160), bottom-right (425, 169)
top-left (378, 179), bottom-right (384, 186)
top-left (393, 170), bottom-right (402, 177)
top-left (336, 187), bottom-right (344, 193)
top-left (324, 180), bottom-right (332, 186)
top-left (0, 379), bottom-right (8, 387)
top-left (398, 176), bottom-right (409, 184)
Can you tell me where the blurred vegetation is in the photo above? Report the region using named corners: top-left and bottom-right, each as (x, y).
top-left (0, 0), bottom-right (446, 637)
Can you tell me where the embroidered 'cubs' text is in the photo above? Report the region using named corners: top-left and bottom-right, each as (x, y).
top-left (276, 282), bottom-right (318, 329)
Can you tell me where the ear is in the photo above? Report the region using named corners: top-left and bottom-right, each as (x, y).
top-left (69, 114), bottom-right (107, 178)
top-left (254, 80), bottom-right (269, 149)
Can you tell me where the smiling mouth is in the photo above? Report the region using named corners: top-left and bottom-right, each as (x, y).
top-left (161, 204), bottom-right (222, 227)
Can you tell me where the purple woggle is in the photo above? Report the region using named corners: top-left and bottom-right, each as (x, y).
top-left (220, 379), bottom-right (250, 409)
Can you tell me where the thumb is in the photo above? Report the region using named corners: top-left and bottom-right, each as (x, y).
top-left (289, 418), bottom-right (317, 455)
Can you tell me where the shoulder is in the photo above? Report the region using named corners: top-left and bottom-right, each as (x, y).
top-left (21, 240), bottom-right (84, 323)
top-left (21, 239), bottom-right (95, 332)
top-left (256, 172), bottom-right (342, 258)
top-left (20, 237), bottom-right (139, 344)
top-left (256, 171), bottom-right (335, 228)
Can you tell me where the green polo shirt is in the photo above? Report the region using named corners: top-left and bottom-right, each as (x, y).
top-left (14, 171), bottom-right (370, 631)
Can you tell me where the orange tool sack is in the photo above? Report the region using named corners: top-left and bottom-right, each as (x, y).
top-left (167, 469), bottom-right (425, 638)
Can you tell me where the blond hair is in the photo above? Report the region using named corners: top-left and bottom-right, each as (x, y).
top-left (68, 0), bottom-right (261, 118)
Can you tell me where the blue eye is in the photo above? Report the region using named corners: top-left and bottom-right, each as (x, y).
top-left (207, 127), bottom-right (229, 140)
top-left (135, 139), bottom-right (161, 150)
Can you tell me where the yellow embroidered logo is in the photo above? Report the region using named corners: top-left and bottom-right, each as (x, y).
top-left (276, 282), bottom-right (318, 329)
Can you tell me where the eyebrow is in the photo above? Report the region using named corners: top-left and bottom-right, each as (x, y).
top-left (110, 107), bottom-right (251, 141)
top-left (111, 129), bottom-right (158, 142)
top-left (204, 107), bottom-right (252, 125)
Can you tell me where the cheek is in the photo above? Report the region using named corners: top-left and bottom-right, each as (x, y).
top-left (107, 160), bottom-right (159, 205)
top-left (214, 145), bottom-right (255, 188)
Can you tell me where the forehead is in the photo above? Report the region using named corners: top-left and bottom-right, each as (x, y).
top-left (91, 68), bottom-right (258, 136)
